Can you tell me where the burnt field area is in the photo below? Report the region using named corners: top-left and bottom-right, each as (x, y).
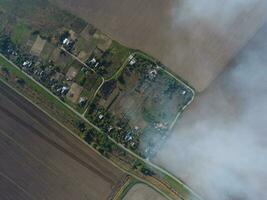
top-left (0, 82), bottom-right (124, 200)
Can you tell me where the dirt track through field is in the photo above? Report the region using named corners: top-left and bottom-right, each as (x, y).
top-left (53, 0), bottom-right (267, 91)
top-left (0, 82), bottom-right (124, 200)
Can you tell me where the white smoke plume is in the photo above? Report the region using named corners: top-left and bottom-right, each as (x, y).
top-left (153, 1), bottom-right (267, 200)
top-left (172, 0), bottom-right (257, 28)
top-left (155, 24), bottom-right (267, 199)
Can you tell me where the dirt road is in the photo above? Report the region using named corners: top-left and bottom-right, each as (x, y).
top-left (0, 82), bottom-right (124, 200)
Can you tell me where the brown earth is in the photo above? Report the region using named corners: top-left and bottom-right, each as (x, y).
top-left (30, 36), bottom-right (46, 56)
top-left (52, 0), bottom-right (267, 91)
top-left (67, 82), bottom-right (83, 103)
top-left (0, 82), bottom-right (124, 200)
top-left (123, 183), bottom-right (166, 200)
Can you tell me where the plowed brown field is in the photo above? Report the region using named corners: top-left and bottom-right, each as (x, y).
top-left (53, 0), bottom-right (267, 91)
top-left (0, 82), bottom-right (124, 200)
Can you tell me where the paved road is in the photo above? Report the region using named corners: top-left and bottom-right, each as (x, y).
top-left (0, 82), bottom-right (124, 200)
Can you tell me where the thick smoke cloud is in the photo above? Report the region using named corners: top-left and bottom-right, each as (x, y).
top-left (154, 25), bottom-right (267, 199)
top-left (172, 0), bottom-right (257, 28)
top-left (153, 1), bottom-right (267, 200)
top-left (165, 0), bottom-right (267, 91)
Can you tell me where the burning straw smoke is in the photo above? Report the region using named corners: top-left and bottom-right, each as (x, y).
top-left (154, 0), bottom-right (267, 199)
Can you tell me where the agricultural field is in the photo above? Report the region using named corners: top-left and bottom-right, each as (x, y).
top-left (53, 0), bottom-right (267, 92)
top-left (0, 82), bottom-right (124, 200)
top-left (123, 183), bottom-right (166, 200)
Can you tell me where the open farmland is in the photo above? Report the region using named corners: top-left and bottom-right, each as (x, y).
top-left (0, 82), bottom-right (124, 200)
top-left (123, 183), bottom-right (166, 200)
top-left (52, 0), bottom-right (267, 91)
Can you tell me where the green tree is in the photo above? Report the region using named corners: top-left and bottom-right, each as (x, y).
top-left (1, 67), bottom-right (9, 76)
top-left (75, 120), bottom-right (86, 132)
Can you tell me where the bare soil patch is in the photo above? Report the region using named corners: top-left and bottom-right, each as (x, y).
top-left (30, 35), bottom-right (46, 56)
top-left (123, 183), bottom-right (166, 200)
top-left (67, 82), bottom-right (83, 103)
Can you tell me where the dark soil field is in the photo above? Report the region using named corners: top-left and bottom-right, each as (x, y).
top-left (52, 0), bottom-right (267, 91)
top-left (0, 82), bottom-right (124, 200)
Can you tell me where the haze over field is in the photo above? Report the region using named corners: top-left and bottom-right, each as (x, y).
top-left (53, 0), bottom-right (267, 91)
top-left (155, 23), bottom-right (267, 200)
top-left (154, 1), bottom-right (267, 199)
top-left (169, 0), bottom-right (267, 91)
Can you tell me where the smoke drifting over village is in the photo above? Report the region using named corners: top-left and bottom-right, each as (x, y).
top-left (154, 0), bottom-right (267, 200)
